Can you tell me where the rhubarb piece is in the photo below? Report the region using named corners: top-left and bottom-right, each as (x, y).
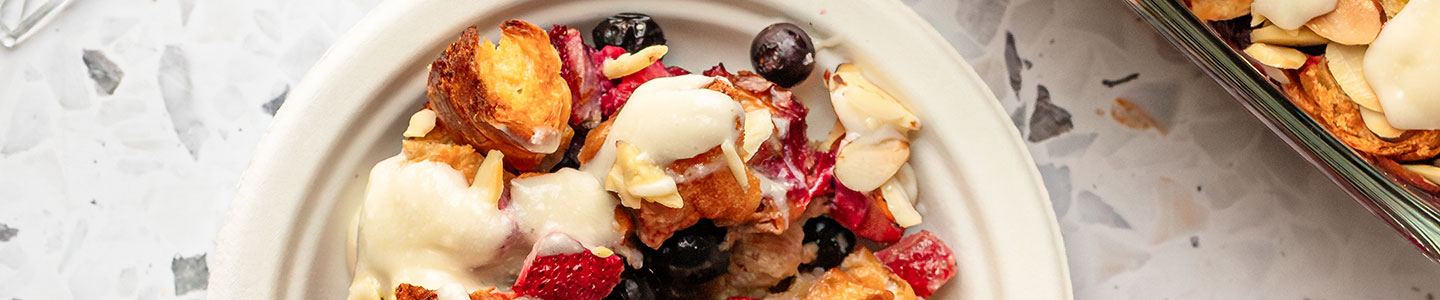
top-left (875, 231), bottom-right (957, 298)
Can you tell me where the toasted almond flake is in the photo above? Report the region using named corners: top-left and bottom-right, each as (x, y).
top-left (589, 246), bottom-right (615, 258)
top-left (829, 65), bottom-right (921, 133)
top-left (880, 163), bottom-right (921, 227)
top-left (403, 109), bottom-right (438, 138)
top-left (835, 139), bottom-right (910, 193)
top-left (1251, 12), bottom-right (1269, 27)
top-left (1403, 164), bottom-right (1440, 185)
top-left (473, 150), bottom-right (506, 204)
top-left (603, 45), bottom-right (669, 79)
top-left (1243, 43), bottom-right (1308, 69)
top-left (1251, 24), bottom-right (1330, 46)
top-left (741, 109), bottom-right (775, 161)
top-left (1188, 0), bottom-right (1253, 21)
top-left (1305, 0), bottom-right (1384, 45)
top-left (609, 141), bottom-right (684, 208)
top-left (1380, 0), bottom-right (1408, 18)
top-left (1325, 43), bottom-right (1384, 112)
top-left (1359, 107), bottom-right (1405, 139)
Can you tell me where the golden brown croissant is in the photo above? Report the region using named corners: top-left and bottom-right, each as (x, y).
top-left (427, 20), bottom-right (573, 172)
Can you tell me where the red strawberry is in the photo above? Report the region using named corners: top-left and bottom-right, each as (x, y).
top-left (876, 230), bottom-right (957, 297)
top-left (512, 235), bottom-right (625, 300)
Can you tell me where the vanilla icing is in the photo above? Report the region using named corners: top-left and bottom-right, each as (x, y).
top-left (1365, 0), bottom-right (1440, 129)
top-left (348, 155), bottom-right (516, 300)
top-left (582, 75), bottom-right (748, 188)
top-left (507, 168), bottom-right (623, 247)
top-left (1253, 0), bottom-right (1338, 30)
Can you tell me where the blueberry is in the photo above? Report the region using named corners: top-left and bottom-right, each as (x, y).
top-left (644, 220), bottom-right (730, 285)
top-left (750, 22), bottom-right (815, 88)
top-left (801, 217), bottom-right (856, 270)
top-left (593, 13), bottom-right (667, 52)
top-left (550, 126), bottom-right (589, 172)
top-left (605, 268), bottom-right (657, 300)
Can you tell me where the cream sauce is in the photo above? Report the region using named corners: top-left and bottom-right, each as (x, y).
top-left (581, 75), bottom-right (748, 187)
top-left (507, 168), bottom-right (623, 247)
top-left (347, 155), bottom-right (516, 300)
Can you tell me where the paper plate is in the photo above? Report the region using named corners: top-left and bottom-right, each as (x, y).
top-left (211, 0), bottom-right (1072, 298)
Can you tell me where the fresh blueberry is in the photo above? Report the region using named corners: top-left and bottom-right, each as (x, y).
top-left (593, 13), bottom-right (667, 52)
top-left (801, 216), bottom-right (856, 270)
top-left (605, 267), bottom-right (657, 300)
top-left (750, 22), bottom-right (815, 88)
top-left (644, 220), bottom-right (730, 285)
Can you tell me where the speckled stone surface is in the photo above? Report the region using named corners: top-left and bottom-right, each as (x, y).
top-left (2, 0), bottom-right (1440, 299)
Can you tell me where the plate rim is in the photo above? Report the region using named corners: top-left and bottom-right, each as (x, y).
top-left (211, 0), bottom-right (1073, 298)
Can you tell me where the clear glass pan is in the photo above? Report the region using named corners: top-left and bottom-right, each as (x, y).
top-left (1124, 0), bottom-right (1440, 261)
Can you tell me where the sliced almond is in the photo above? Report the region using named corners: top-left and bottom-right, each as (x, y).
top-left (1359, 107), bottom-right (1405, 139)
top-left (1188, 0), bottom-right (1253, 20)
top-left (1380, 0), bottom-right (1407, 18)
top-left (1306, 0), bottom-right (1384, 45)
top-left (879, 163), bottom-right (921, 227)
top-left (1402, 164), bottom-right (1440, 185)
top-left (602, 45), bottom-right (669, 79)
top-left (589, 246), bottom-right (615, 258)
top-left (1250, 24), bottom-right (1330, 46)
top-left (473, 150), bottom-right (506, 203)
top-left (1324, 43), bottom-right (1384, 112)
top-left (1253, 0), bottom-right (1338, 30)
top-left (828, 64), bottom-right (921, 134)
top-left (403, 109), bottom-right (438, 138)
top-left (609, 141), bottom-right (684, 208)
top-left (1243, 43), bottom-right (1308, 69)
top-left (835, 139), bottom-right (910, 193)
top-left (741, 109), bottom-right (775, 162)
top-left (1251, 12), bottom-right (1269, 27)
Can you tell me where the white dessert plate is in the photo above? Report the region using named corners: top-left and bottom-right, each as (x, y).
top-left (210, 0), bottom-right (1072, 299)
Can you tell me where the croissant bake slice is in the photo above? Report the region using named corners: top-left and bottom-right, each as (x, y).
top-left (579, 79), bottom-right (764, 248)
top-left (427, 20), bottom-right (574, 172)
top-left (1296, 58), bottom-right (1440, 161)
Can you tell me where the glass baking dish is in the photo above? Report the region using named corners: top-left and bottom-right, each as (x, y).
top-left (1124, 0), bottom-right (1440, 261)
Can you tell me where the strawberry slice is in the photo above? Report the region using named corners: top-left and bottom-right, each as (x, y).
top-left (512, 234), bottom-right (625, 300)
top-left (876, 230), bottom-right (957, 298)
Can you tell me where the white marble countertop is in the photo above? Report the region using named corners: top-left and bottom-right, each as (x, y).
top-left (3, 0), bottom-right (1440, 299)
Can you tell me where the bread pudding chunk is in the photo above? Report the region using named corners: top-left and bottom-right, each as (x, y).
top-left (581, 75), bottom-right (750, 208)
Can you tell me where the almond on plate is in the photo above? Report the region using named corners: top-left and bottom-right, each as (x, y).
top-left (1251, 24), bottom-right (1330, 46)
top-left (1188, 0), bottom-right (1252, 20)
top-left (1243, 43), bottom-right (1307, 69)
top-left (1306, 0), bottom-right (1384, 45)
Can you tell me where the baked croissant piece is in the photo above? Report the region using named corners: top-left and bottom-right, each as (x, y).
top-left (427, 20), bottom-right (574, 172)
